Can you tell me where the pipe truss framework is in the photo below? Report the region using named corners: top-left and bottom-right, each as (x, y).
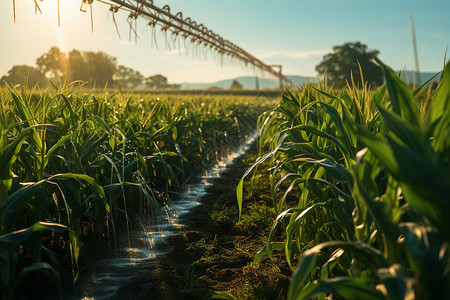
top-left (84, 0), bottom-right (291, 84)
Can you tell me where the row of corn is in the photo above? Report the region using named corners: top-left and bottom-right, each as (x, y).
top-left (0, 85), bottom-right (274, 299)
top-left (239, 60), bottom-right (450, 299)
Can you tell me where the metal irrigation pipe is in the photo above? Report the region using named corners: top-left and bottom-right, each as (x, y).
top-left (95, 0), bottom-right (291, 84)
top-left (15, 0), bottom-right (291, 83)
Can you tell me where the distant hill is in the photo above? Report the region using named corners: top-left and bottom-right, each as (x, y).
top-left (179, 71), bottom-right (441, 90)
top-left (180, 75), bottom-right (317, 90)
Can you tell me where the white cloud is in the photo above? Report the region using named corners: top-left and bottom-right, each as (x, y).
top-left (259, 49), bottom-right (330, 59)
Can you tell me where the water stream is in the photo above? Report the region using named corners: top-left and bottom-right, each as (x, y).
top-left (70, 135), bottom-right (256, 299)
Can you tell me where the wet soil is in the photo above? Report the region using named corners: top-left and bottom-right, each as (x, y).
top-left (112, 143), bottom-right (291, 299)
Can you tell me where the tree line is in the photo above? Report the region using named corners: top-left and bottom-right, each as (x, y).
top-left (1, 47), bottom-right (180, 89)
top-left (2, 42), bottom-right (386, 90)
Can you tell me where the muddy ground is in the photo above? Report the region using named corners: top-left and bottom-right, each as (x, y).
top-left (112, 144), bottom-right (292, 299)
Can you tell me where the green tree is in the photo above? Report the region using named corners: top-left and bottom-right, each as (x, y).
top-left (0, 65), bottom-right (48, 87)
top-left (82, 51), bottom-right (117, 88)
top-left (114, 65), bottom-right (144, 89)
top-left (36, 47), bottom-right (67, 82)
top-left (66, 49), bottom-right (86, 83)
top-left (145, 74), bottom-right (168, 89)
top-left (167, 83), bottom-right (181, 89)
top-left (316, 42), bottom-right (383, 88)
top-left (36, 47), bottom-right (117, 87)
top-left (229, 79), bottom-right (243, 90)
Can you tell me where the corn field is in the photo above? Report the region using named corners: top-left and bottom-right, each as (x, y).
top-left (1, 60), bottom-right (449, 300)
top-left (238, 60), bottom-right (450, 299)
top-left (0, 84), bottom-right (275, 299)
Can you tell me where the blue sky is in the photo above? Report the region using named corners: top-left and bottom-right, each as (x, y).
top-left (0, 0), bottom-right (449, 83)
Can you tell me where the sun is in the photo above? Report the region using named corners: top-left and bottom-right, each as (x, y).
top-left (22, 0), bottom-right (83, 52)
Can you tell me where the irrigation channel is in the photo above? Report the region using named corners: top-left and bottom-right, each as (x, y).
top-left (68, 134), bottom-right (257, 299)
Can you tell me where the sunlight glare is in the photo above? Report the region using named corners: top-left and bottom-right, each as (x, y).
top-left (30, 0), bottom-right (82, 22)
top-left (19, 0), bottom-right (90, 53)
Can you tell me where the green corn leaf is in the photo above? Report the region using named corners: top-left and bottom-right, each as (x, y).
top-left (288, 124), bottom-right (347, 155)
top-left (134, 183), bottom-right (159, 211)
top-left (375, 100), bottom-right (437, 163)
top-left (80, 132), bottom-right (108, 161)
top-left (322, 101), bottom-right (354, 157)
top-left (307, 95), bottom-right (355, 158)
top-left (0, 221), bottom-right (79, 279)
top-left (0, 128), bottom-right (31, 184)
top-left (13, 262), bottom-right (62, 299)
top-left (373, 57), bottom-right (421, 127)
top-left (9, 91), bottom-right (35, 126)
top-left (276, 177), bottom-right (305, 213)
top-left (399, 223), bottom-right (448, 274)
top-left (109, 134), bottom-right (115, 151)
top-left (311, 86), bottom-right (339, 101)
top-left (298, 240), bottom-right (387, 274)
top-left (253, 242), bottom-right (285, 265)
top-left (90, 116), bottom-right (112, 134)
top-left (354, 148), bottom-right (400, 260)
top-left (355, 127), bottom-right (399, 175)
top-left (288, 240), bottom-right (387, 299)
top-left (279, 141), bottom-right (324, 159)
top-left (272, 174), bottom-right (302, 212)
top-left (0, 222), bottom-right (69, 244)
top-left (413, 71), bottom-right (442, 96)
top-left (59, 93), bottom-right (77, 129)
top-left (289, 157), bottom-right (354, 185)
top-left (293, 277), bottom-right (385, 300)
top-left (428, 63), bottom-right (450, 154)
top-left (358, 122), bottom-right (450, 241)
top-left (2, 173), bottom-right (111, 234)
top-left (385, 136), bottom-right (450, 239)
top-left (427, 63), bottom-right (450, 125)
top-left (237, 133), bottom-right (288, 218)
top-left (377, 264), bottom-right (414, 300)
top-left (236, 179), bottom-right (244, 218)
top-left (371, 84), bottom-right (387, 108)
top-left (320, 248), bottom-right (345, 279)
top-left (52, 173), bottom-right (110, 214)
top-left (398, 223), bottom-right (450, 298)
top-left (2, 181), bottom-right (45, 228)
top-left (339, 100), bottom-right (358, 147)
top-left (267, 208), bottom-right (294, 259)
top-left (287, 248), bottom-right (319, 300)
top-left (42, 132), bottom-right (75, 171)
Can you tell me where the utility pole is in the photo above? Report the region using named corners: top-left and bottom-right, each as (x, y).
top-left (410, 13), bottom-right (421, 86)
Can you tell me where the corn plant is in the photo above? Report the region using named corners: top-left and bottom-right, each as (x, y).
top-left (0, 83), bottom-right (273, 299)
top-left (238, 61), bottom-right (450, 299)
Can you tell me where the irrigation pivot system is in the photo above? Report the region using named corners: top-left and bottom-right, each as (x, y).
top-left (100, 0), bottom-right (290, 83)
top-left (21, 0), bottom-right (292, 85)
